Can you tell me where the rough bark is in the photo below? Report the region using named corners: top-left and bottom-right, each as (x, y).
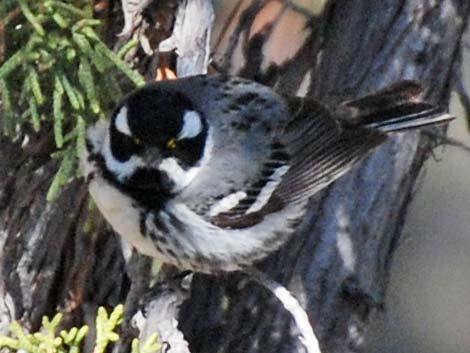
top-left (180, 2), bottom-right (470, 353)
top-left (0, 1), bottom-right (468, 353)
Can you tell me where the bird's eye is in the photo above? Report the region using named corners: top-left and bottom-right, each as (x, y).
top-left (133, 137), bottom-right (142, 145)
top-left (167, 138), bottom-right (177, 150)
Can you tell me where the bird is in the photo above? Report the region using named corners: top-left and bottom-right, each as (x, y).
top-left (81, 74), bottom-right (453, 274)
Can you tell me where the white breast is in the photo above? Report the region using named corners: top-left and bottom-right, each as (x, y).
top-left (81, 121), bottom-right (163, 260)
top-left (88, 175), bottom-right (162, 259)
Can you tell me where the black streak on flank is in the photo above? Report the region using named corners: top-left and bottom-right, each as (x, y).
top-left (152, 213), bottom-right (170, 234)
top-left (139, 213), bottom-right (147, 237)
top-left (169, 213), bottom-right (185, 232)
top-left (167, 249), bottom-right (178, 259)
top-left (149, 231), bottom-right (168, 244)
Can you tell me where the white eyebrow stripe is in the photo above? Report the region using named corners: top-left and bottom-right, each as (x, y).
top-left (115, 106), bottom-right (131, 136)
top-left (178, 110), bottom-right (202, 140)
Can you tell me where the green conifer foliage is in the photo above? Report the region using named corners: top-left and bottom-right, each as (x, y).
top-left (0, 0), bottom-right (145, 201)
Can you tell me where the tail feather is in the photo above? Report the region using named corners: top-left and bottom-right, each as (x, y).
top-left (276, 81), bottom-right (454, 206)
top-left (335, 81), bottom-right (454, 132)
top-left (366, 108), bottom-right (453, 132)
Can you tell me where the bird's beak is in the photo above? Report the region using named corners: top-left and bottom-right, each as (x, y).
top-left (143, 147), bottom-right (163, 169)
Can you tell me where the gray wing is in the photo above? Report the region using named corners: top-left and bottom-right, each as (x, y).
top-left (166, 76), bottom-right (386, 228)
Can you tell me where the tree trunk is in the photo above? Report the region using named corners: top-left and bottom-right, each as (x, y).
top-left (0, 1), bottom-right (468, 353)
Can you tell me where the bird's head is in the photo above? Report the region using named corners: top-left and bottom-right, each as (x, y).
top-left (95, 85), bottom-right (209, 192)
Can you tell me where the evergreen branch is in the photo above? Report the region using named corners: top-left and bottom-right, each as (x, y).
top-left (117, 38), bottom-right (140, 59)
top-left (59, 72), bottom-right (81, 110)
top-left (0, 50), bottom-right (23, 78)
top-left (76, 114), bottom-right (87, 160)
top-left (52, 12), bottom-right (69, 28)
top-left (28, 67), bottom-right (44, 105)
top-left (66, 47), bottom-right (77, 61)
top-left (0, 78), bottom-right (15, 135)
top-left (0, 306), bottom-right (162, 353)
top-left (45, 0), bottom-right (89, 18)
top-left (131, 334), bottom-right (163, 353)
top-left (72, 19), bottom-right (101, 32)
top-left (78, 57), bottom-right (100, 113)
top-left (80, 26), bottom-right (101, 41)
top-left (102, 74), bottom-right (123, 103)
top-left (29, 96), bottom-right (41, 131)
top-left (47, 146), bottom-right (75, 202)
top-left (72, 32), bottom-right (94, 58)
top-left (1, 0), bottom-right (146, 200)
top-left (17, 0), bottom-right (45, 36)
top-left (10, 321), bottom-right (41, 353)
top-left (89, 45), bottom-right (110, 73)
top-left (53, 75), bottom-right (65, 148)
top-left (74, 88), bottom-right (86, 110)
top-left (38, 48), bottom-right (56, 69)
top-left (95, 42), bottom-right (146, 86)
top-left (71, 327), bottom-right (88, 353)
top-left (94, 305), bottom-right (124, 353)
top-left (0, 335), bottom-right (19, 350)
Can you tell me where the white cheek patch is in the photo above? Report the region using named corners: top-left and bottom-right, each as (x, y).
top-left (178, 110), bottom-right (202, 140)
top-left (115, 106), bottom-right (131, 136)
top-left (158, 157), bottom-right (200, 191)
top-left (102, 132), bottom-right (144, 181)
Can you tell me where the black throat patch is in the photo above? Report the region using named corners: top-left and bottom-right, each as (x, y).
top-left (87, 143), bottom-right (171, 211)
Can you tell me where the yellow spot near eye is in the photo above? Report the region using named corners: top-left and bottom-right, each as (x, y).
top-left (133, 137), bottom-right (141, 145)
top-left (167, 138), bottom-right (177, 149)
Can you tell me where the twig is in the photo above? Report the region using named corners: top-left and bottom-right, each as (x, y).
top-left (159, 0), bottom-right (214, 76)
top-left (244, 267), bottom-right (321, 353)
top-left (119, 0), bottom-right (152, 38)
top-left (423, 129), bottom-right (470, 154)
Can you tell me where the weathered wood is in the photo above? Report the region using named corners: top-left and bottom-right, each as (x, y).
top-left (159, 0), bottom-right (214, 76)
top-left (179, 2), bottom-right (469, 353)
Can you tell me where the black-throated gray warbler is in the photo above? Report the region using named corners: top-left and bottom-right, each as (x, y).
top-left (82, 75), bottom-right (453, 273)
